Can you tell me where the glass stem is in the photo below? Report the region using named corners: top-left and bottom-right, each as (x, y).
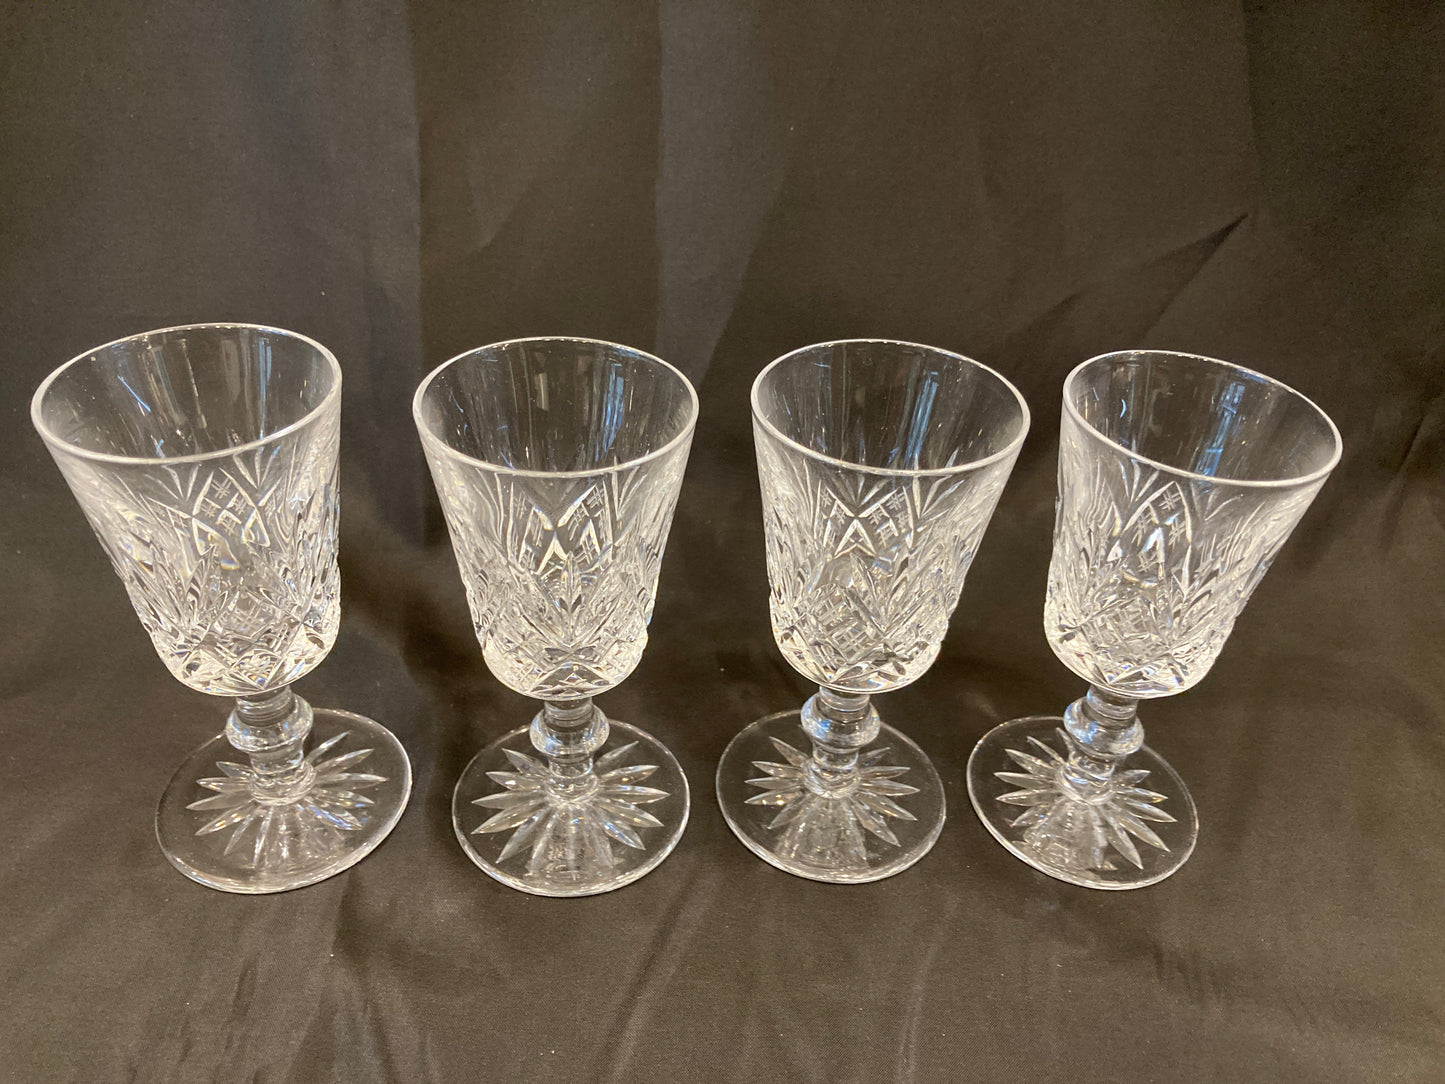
top-left (1059, 685), bottom-right (1144, 800)
top-left (799, 687), bottom-right (880, 795)
top-left (225, 687), bottom-right (316, 802)
top-left (530, 698), bottom-right (609, 786)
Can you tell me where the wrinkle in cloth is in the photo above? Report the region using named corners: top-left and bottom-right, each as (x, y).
top-left (0, 2), bottom-right (1442, 1081)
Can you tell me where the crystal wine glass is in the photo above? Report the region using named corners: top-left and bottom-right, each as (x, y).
top-left (967, 349), bottom-right (1342, 889)
top-left (32, 323), bottom-right (412, 893)
top-left (716, 340), bottom-right (1030, 883)
top-left (414, 337), bottom-right (698, 897)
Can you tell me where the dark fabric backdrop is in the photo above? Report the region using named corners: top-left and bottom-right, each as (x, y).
top-left (1, 2), bottom-right (1441, 1080)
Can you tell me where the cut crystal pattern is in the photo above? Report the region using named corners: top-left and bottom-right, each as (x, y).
top-left (423, 444), bottom-right (689, 699)
top-left (743, 737), bottom-right (920, 870)
top-left (1045, 424), bottom-right (1323, 697)
top-left (966, 351), bottom-right (1339, 889)
top-left (187, 731), bottom-right (387, 872)
top-left (52, 412), bottom-right (341, 696)
top-left (994, 730), bottom-right (1175, 871)
top-left (470, 741), bottom-right (670, 879)
top-left (755, 426), bottom-right (1015, 693)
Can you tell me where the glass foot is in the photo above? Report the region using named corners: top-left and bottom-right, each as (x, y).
top-left (452, 720), bottom-right (689, 897)
top-left (966, 715), bottom-right (1198, 889)
top-left (716, 710), bottom-right (945, 884)
top-left (155, 708), bottom-right (412, 894)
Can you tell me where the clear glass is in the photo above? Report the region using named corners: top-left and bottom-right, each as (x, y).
top-left (716, 340), bottom-right (1030, 882)
top-left (967, 349), bottom-right (1342, 888)
top-left (414, 337), bottom-right (697, 896)
top-left (32, 323), bottom-right (411, 893)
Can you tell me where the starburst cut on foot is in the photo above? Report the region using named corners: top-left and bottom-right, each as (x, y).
top-left (994, 730), bottom-right (1175, 872)
top-left (744, 737), bottom-right (920, 871)
top-left (187, 731), bottom-right (388, 872)
top-left (471, 741), bottom-right (670, 881)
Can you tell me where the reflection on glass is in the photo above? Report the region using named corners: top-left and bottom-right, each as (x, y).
top-left (33, 323), bottom-right (411, 893)
top-left (716, 340), bottom-right (1029, 883)
top-left (967, 349), bottom-right (1341, 889)
top-left (415, 337), bottom-right (697, 897)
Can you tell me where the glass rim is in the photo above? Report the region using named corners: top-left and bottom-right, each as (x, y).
top-left (1064, 349), bottom-right (1344, 489)
top-left (30, 322), bottom-right (343, 467)
top-left (749, 339), bottom-right (1031, 477)
top-left (412, 336), bottom-right (700, 479)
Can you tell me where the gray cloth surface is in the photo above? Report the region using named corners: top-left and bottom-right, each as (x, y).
top-left (1, 2), bottom-right (1440, 1080)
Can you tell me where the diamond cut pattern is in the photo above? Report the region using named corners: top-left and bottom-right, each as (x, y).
top-left (51, 411), bottom-right (341, 695)
top-left (756, 424), bottom-right (1017, 692)
top-left (424, 442), bottom-right (691, 699)
top-left (1044, 421), bottom-right (1323, 697)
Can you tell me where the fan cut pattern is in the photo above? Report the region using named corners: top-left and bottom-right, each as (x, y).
top-left (993, 729), bottom-right (1175, 872)
top-left (744, 737), bottom-right (920, 871)
top-left (187, 731), bottom-right (386, 872)
top-left (470, 741), bottom-right (670, 881)
top-left (425, 443), bottom-right (690, 700)
top-left (53, 414), bottom-right (341, 696)
top-left (755, 427), bottom-right (1013, 693)
top-left (1044, 430), bottom-right (1322, 698)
